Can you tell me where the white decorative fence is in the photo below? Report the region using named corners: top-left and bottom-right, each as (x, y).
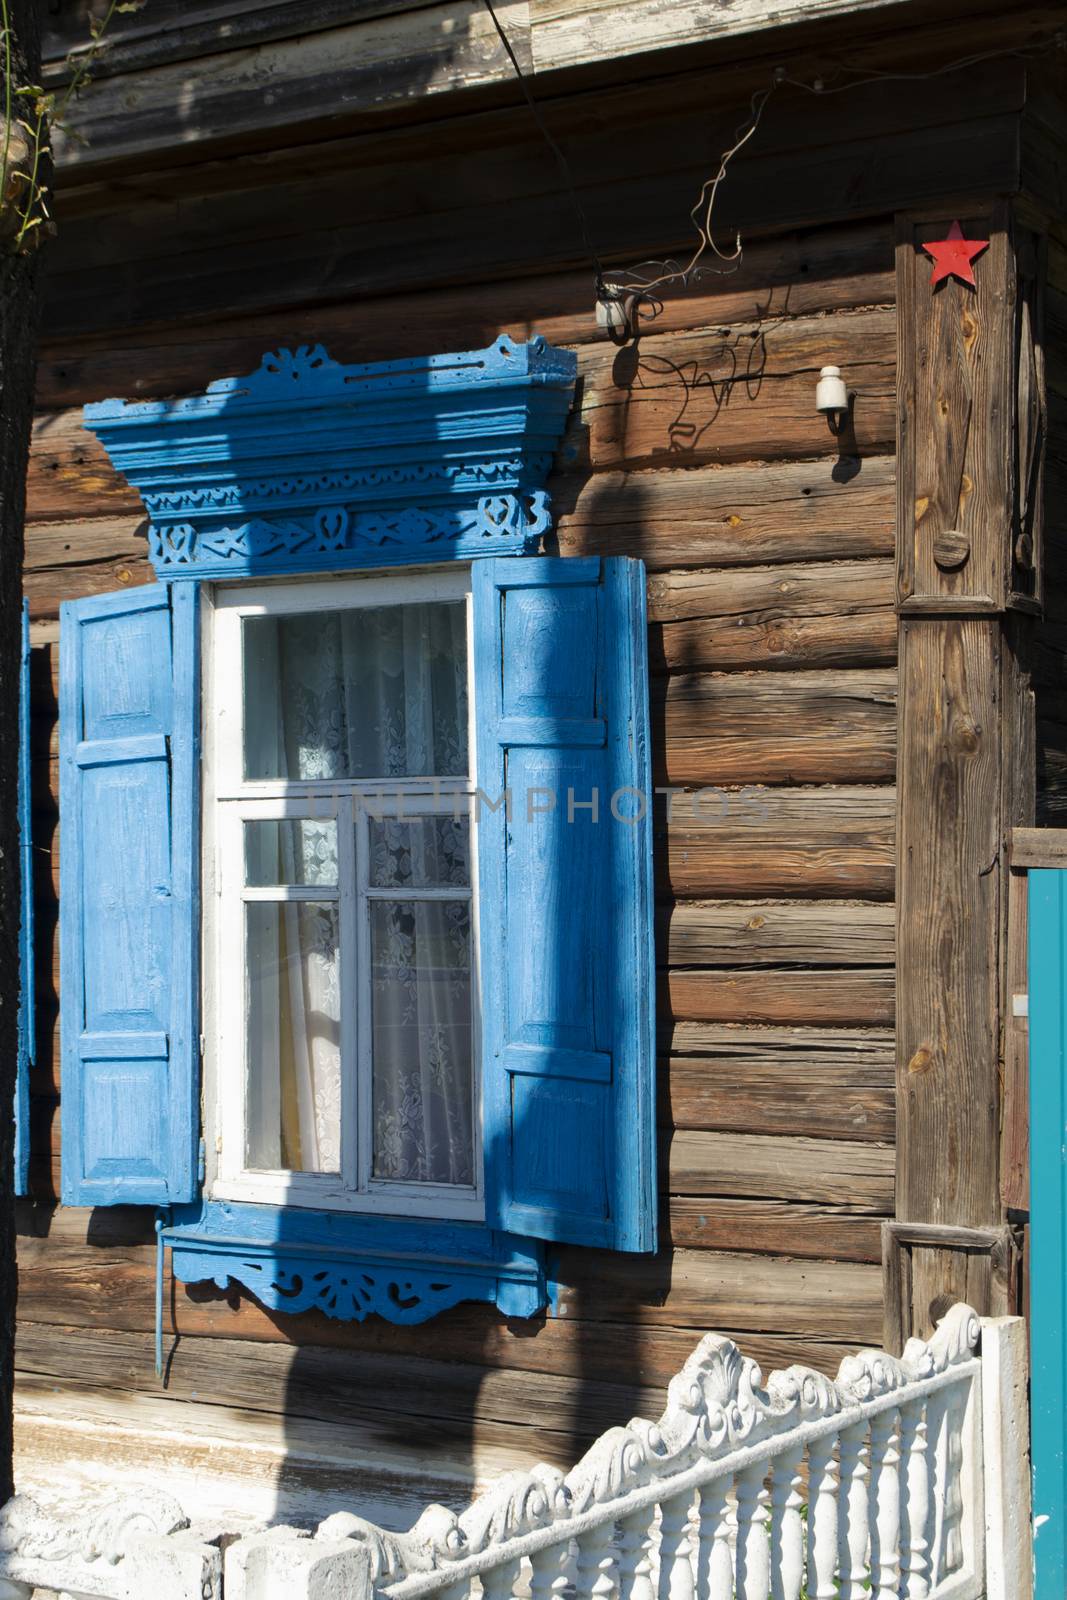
top-left (0, 1305), bottom-right (1031, 1600)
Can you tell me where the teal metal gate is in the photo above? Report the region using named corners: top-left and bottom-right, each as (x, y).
top-left (1029, 867), bottom-right (1067, 1598)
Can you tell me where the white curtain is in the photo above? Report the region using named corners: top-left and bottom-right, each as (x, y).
top-left (243, 603), bottom-right (473, 1186)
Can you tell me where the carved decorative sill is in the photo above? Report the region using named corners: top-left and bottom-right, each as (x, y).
top-left (164, 1201), bottom-right (546, 1324)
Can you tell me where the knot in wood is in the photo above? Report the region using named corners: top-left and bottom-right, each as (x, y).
top-left (907, 1046), bottom-right (934, 1076)
top-left (932, 530), bottom-right (970, 571)
top-left (949, 718), bottom-right (981, 757)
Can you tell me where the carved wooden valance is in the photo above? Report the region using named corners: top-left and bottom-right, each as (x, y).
top-left (84, 336), bottom-right (578, 582)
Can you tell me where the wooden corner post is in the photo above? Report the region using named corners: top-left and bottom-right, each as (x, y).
top-left (893, 204), bottom-right (1043, 1347)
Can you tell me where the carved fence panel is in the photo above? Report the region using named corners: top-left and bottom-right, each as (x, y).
top-left (227, 1304), bottom-right (1026, 1600)
top-left (0, 1305), bottom-right (1029, 1599)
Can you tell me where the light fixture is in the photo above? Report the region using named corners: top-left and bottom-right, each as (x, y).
top-left (815, 364), bottom-right (850, 434)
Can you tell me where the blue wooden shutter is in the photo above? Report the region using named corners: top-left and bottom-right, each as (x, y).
top-left (15, 599), bottom-right (33, 1196)
top-left (474, 556), bottom-right (656, 1253)
top-left (60, 584), bottom-right (200, 1206)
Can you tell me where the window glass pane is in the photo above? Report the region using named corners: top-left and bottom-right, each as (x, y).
top-left (371, 900), bottom-right (474, 1187)
top-left (245, 901), bottom-right (341, 1174)
top-left (243, 601), bottom-right (468, 781)
top-left (244, 819), bottom-right (338, 887)
top-left (369, 816), bottom-right (470, 889)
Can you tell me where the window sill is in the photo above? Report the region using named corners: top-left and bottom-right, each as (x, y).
top-left (209, 1175), bottom-right (485, 1223)
top-left (163, 1199), bottom-right (545, 1324)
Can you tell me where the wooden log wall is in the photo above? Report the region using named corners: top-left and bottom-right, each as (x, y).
top-left (15, 205), bottom-right (898, 1513)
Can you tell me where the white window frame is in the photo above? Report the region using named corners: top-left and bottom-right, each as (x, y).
top-left (201, 567), bottom-right (483, 1221)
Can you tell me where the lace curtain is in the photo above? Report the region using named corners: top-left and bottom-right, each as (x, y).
top-left (243, 603), bottom-right (473, 1187)
top-left (369, 816), bottom-right (473, 1188)
top-left (245, 603), bottom-right (468, 783)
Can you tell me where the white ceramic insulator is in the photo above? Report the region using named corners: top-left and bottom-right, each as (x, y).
top-left (596, 294), bottom-right (635, 332)
top-left (815, 365), bottom-right (848, 414)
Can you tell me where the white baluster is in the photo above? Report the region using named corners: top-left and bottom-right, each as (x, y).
top-left (529, 1542), bottom-right (567, 1600)
top-left (769, 1444), bottom-right (804, 1600)
top-left (440, 1581), bottom-right (472, 1600)
top-left (481, 1558), bottom-right (523, 1600)
top-left (868, 1409), bottom-right (901, 1600)
top-left (575, 1521), bottom-right (618, 1600)
top-left (924, 1389), bottom-right (949, 1584)
top-left (734, 1463), bottom-right (770, 1600)
top-left (657, 1492), bottom-right (695, 1600)
top-left (694, 1479), bottom-right (733, 1600)
top-left (898, 1397), bottom-right (931, 1597)
top-left (617, 1508), bottom-right (656, 1600)
top-left (940, 1384), bottom-right (967, 1575)
top-left (805, 1433), bottom-right (839, 1600)
top-left (837, 1419), bottom-right (870, 1600)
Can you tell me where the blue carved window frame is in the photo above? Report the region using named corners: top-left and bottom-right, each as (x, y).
top-left (73, 337), bottom-right (656, 1339)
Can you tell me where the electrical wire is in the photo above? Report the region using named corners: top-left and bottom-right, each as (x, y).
top-left (481, 7), bottom-right (1065, 332)
top-left (606, 31), bottom-right (1064, 317)
top-left (481, 0), bottom-right (606, 294)
top-left (606, 82), bottom-right (777, 300)
top-left (777, 37), bottom-right (1061, 96)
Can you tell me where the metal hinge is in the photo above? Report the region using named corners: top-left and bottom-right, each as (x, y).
top-left (197, 1137), bottom-right (206, 1184)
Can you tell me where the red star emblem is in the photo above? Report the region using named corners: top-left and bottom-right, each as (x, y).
top-left (921, 221), bottom-right (989, 288)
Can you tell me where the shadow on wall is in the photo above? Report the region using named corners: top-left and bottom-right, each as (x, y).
top-left (21, 316), bottom-right (874, 1529)
top-left (19, 321), bottom-right (671, 1535)
top-left (17, 130), bottom-right (882, 1524)
top-left (252, 462), bottom-right (670, 1532)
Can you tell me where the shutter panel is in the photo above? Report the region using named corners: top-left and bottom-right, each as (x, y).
top-left (60, 585), bottom-right (200, 1206)
top-left (474, 556), bottom-right (656, 1253)
top-left (15, 600), bottom-right (33, 1196)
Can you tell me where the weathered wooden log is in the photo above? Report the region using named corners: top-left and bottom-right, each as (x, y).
top-left (659, 785), bottom-right (895, 898)
top-left (564, 311), bottom-right (895, 473)
top-left (669, 1198), bottom-right (882, 1260)
top-left (33, 218), bottom-right (895, 406)
top-left (660, 898), bottom-right (894, 966)
top-left (654, 605), bottom-right (897, 674)
top-left (27, 410), bottom-right (139, 523)
top-left (664, 1019), bottom-right (894, 1062)
top-left (665, 1130), bottom-right (894, 1210)
top-left (23, 557), bottom-right (152, 619)
top-left (556, 1243), bottom-right (885, 1338)
top-left (23, 514), bottom-right (147, 569)
top-left (664, 967), bottom-right (895, 1026)
top-left (39, 57), bottom-right (1020, 331)
top-left (12, 1209), bottom-right (862, 1379)
top-left (648, 558), bottom-right (896, 671)
top-left (20, 456), bottom-right (896, 589)
top-left (555, 456), bottom-right (896, 571)
top-left (665, 1054), bottom-right (894, 1142)
top-left (655, 668), bottom-right (897, 784)
top-left (13, 1318), bottom-right (667, 1444)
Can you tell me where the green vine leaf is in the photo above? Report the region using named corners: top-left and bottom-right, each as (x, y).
top-left (2, 0), bottom-right (144, 252)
